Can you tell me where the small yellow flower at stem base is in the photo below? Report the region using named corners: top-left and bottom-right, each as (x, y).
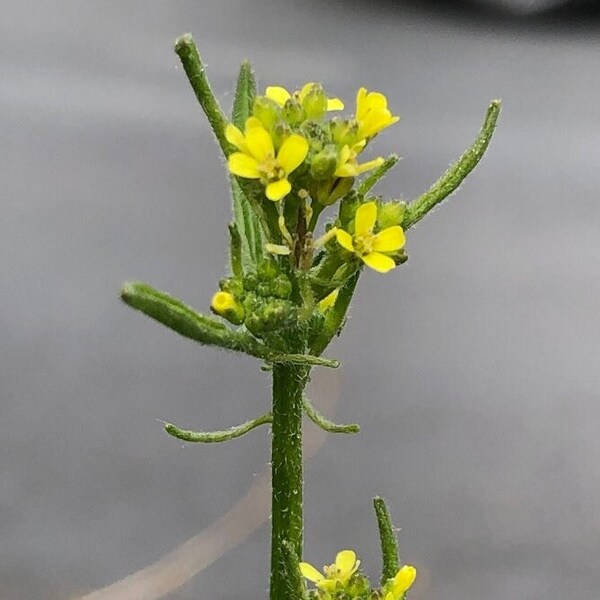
top-left (210, 291), bottom-right (244, 325)
top-left (336, 201), bottom-right (405, 273)
top-left (300, 550), bottom-right (361, 593)
top-left (226, 118), bottom-right (308, 201)
top-left (385, 565), bottom-right (417, 600)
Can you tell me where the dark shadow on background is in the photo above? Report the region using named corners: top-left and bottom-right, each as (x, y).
top-left (299, 0), bottom-right (600, 33)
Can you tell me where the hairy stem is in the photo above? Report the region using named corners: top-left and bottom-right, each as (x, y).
top-left (270, 362), bottom-right (310, 600)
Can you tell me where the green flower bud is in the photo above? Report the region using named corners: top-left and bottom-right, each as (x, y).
top-left (271, 121), bottom-right (291, 150)
top-left (271, 274), bottom-right (293, 299)
top-left (302, 84), bottom-right (328, 120)
top-left (330, 117), bottom-right (359, 147)
top-left (257, 257), bottom-right (280, 280)
top-left (310, 144), bottom-right (339, 181)
top-left (282, 99), bottom-right (306, 126)
top-left (243, 272), bottom-right (258, 291)
top-left (377, 200), bottom-right (406, 230)
top-left (347, 574), bottom-right (371, 599)
top-left (252, 96), bottom-right (280, 131)
top-left (219, 276), bottom-right (244, 297)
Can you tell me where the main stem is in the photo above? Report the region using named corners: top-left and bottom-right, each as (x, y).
top-left (270, 362), bottom-right (310, 600)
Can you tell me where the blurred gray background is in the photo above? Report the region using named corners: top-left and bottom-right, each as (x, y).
top-left (2, 1), bottom-right (599, 599)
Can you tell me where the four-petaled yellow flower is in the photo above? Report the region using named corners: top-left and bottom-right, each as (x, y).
top-left (355, 88), bottom-right (399, 140)
top-left (266, 82), bottom-right (344, 112)
top-left (336, 201), bottom-right (405, 273)
top-left (226, 117), bottom-right (309, 201)
top-left (300, 549), bottom-right (361, 592)
top-left (384, 565), bottom-right (417, 600)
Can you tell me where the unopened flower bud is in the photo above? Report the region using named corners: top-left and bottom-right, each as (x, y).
top-left (252, 96), bottom-right (280, 131)
top-left (271, 274), bottom-right (293, 299)
top-left (257, 257), bottom-right (280, 280)
top-left (282, 99), bottom-right (306, 126)
top-left (302, 84), bottom-right (328, 120)
top-left (210, 291), bottom-right (244, 325)
top-left (330, 117), bottom-right (359, 147)
top-left (310, 144), bottom-right (339, 181)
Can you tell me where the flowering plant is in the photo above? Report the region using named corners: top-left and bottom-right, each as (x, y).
top-left (121, 34), bottom-right (500, 600)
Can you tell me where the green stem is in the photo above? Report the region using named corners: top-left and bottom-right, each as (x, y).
top-left (270, 362), bottom-right (310, 600)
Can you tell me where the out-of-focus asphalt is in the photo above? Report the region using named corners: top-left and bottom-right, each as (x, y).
top-left (1, 1), bottom-right (599, 599)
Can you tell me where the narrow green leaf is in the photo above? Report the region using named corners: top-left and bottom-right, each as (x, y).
top-left (373, 496), bottom-right (401, 585)
top-left (121, 282), bottom-right (340, 368)
top-left (303, 397), bottom-right (359, 434)
top-left (232, 60), bottom-right (256, 128)
top-left (121, 281), bottom-right (267, 359)
top-left (403, 100), bottom-right (501, 230)
top-left (174, 34), bottom-right (230, 155)
top-left (164, 412), bottom-right (272, 443)
top-left (358, 154), bottom-right (399, 196)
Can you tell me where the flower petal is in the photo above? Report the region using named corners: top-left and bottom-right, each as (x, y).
top-left (299, 562), bottom-right (324, 583)
top-left (327, 97), bottom-right (344, 111)
top-left (245, 125), bottom-right (274, 162)
top-left (225, 123), bottom-right (245, 150)
top-left (228, 153), bottom-right (260, 178)
top-left (265, 86), bottom-right (291, 107)
top-left (245, 116), bottom-right (264, 129)
top-left (335, 163), bottom-right (358, 178)
top-left (392, 565), bottom-right (417, 595)
top-left (336, 229), bottom-right (355, 252)
top-left (356, 87), bottom-right (368, 120)
top-left (316, 580), bottom-right (338, 592)
top-left (335, 550), bottom-right (357, 575)
top-left (362, 252), bottom-right (396, 273)
top-left (366, 91), bottom-right (388, 110)
top-left (354, 201), bottom-right (377, 236)
top-left (354, 157), bottom-right (385, 175)
top-left (277, 134), bottom-right (309, 174)
top-left (372, 226), bottom-right (405, 252)
top-left (265, 178), bottom-right (291, 201)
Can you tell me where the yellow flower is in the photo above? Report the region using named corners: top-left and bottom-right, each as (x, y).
top-left (210, 291), bottom-right (244, 325)
top-left (334, 144), bottom-right (385, 178)
top-left (336, 201), bottom-right (405, 273)
top-left (266, 82), bottom-right (344, 112)
top-left (355, 88), bottom-right (399, 140)
top-left (384, 565), bottom-right (417, 600)
top-left (226, 117), bottom-right (308, 201)
top-left (300, 550), bottom-right (361, 593)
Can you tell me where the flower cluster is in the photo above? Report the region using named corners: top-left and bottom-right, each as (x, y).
top-left (211, 80), bottom-right (407, 337)
top-left (228, 83), bottom-right (398, 206)
top-left (300, 550), bottom-right (416, 600)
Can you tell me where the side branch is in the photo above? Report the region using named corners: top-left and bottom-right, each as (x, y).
top-left (120, 282), bottom-right (339, 368)
top-left (175, 34), bottom-right (230, 155)
top-left (402, 99), bottom-right (501, 230)
top-left (164, 412), bottom-right (272, 443)
top-left (303, 397), bottom-right (359, 434)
